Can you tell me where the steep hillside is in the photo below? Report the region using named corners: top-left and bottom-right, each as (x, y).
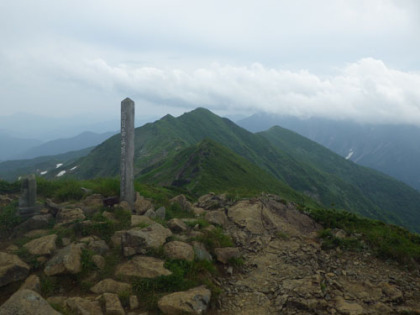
top-left (73, 108), bottom-right (420, 232)
top-left (260, 126), bottom-right (420, 232)
top-left (139, 139), bottom-right (309, 203)
top-left (238, 113), bottom-right (420, 191)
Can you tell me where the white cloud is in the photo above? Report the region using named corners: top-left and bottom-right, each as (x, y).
top-left (59, 57), bottom-right (420, 125)
top-left (0, 0), bottom-right (420, 124)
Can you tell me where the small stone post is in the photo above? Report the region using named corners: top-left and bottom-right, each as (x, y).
top-left (18, 174), bottom-right (39, 218)
top-left (120, 97), bottom-right (135, 208)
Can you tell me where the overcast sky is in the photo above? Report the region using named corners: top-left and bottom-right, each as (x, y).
top-left (1, 0), bottom-right (420, 126)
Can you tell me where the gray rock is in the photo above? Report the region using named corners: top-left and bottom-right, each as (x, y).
top-left (0, 252), bottom-right (30, 288)
top-left (90, 278), bottom-right (132, 295)
top-left (214, 247), bottom-right (240, 264)
top-left (66, 297), bottom-right (103, 315)
top-left (158, 285), bottom-right (211, 315)
top-left (44, 243), bottom-right (83, 276)
top-left (88, 239), bottom-right (109, 255)
top-left (23, 234), bottom-right (57, 256)
top-left (121, 223), bottom-right (172, 257)
top-left (144, 208), bottom-right (156, 219)
top-left (103, 293), bottom-right (125, 315)
top-left (155, 206), bottom-right (166, 220)
top-left (56, 208), bottom-right (85, 225)
top-left (116, 256), bottom-right (172, 279)
top-left (45, 199), bottom-right (61, 217)
top-left (19, 274), bottom-right (41, 293)
top-left (170, 194), bottom-right (193, 212)
top-left (92, 255), bottom-right (106, 270)
top-left (111, 230), bottom-right (127, 248)
top-left (197, 193), bottom-right (226, 210)
top-left (134, 192), bottom-right (154, 214)
top-left (163, 241), bottom-right (194, 262)
top-left (131, 215), bottom-right (154, 227)
top-left (13, 214), bottom-right (53, 235)
top-left (167, 218), bottom-right (188, 233)
top-left (0, 289), bottom-right (61, 315)
top-left (204, 210), bottom-right (228, 226)
top-left (192, 242), bottom-right (212, 261)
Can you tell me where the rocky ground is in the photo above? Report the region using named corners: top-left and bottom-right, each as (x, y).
top-left (0, 192), bottom-right (419, 314)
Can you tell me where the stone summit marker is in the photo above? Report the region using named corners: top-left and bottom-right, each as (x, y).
top-left (18, 174), bottom-right (40, 218)
top-left (120, 97), bottom-right (135, 208)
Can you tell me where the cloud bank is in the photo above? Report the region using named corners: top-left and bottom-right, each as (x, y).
top-left (65, 58), bottom-right (420, 125)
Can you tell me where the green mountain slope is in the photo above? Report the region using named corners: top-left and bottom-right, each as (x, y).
top-left (0, 147), bottom-right (92, 181)
top-left (260, 126), bottom-right (420, 232)
top-left (73, 108), bottom-right (420, 232)
top-left (139, 138), bottom-right (309, 202)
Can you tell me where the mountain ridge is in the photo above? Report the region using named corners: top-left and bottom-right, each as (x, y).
top-left (70, 108), bottom-right (420, 233)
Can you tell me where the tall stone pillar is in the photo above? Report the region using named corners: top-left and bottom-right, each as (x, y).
top-left (18, 174), bottom-right (40, 218)
top-left (120, 97), bottom-right (135, 208)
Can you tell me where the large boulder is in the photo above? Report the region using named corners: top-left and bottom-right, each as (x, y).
top-left (23, 234), bottom-right (57, 256)
top-left (167, 218), bottom-right (188, 233)
top-left (13, 214), bottom-right (53, 236)
top-left (90, 278), bottom-right (132, 294)
top-left (102, 293), bottom-right (124, 315)
top-left (83, 194), bottom-right (103, 208)
top-left (115, 256), bottom-right (172, 279)
top-left (228, 200), bottom-right (279, 234)
top-left (66, 297), bottom-right (103, 315)
top-left (214, 247), bottom-right (240, 264)
top-left (0, 252), bottom-right (30, 287)
top-left (19, 274), bottom-right (41, 293)
top-left (197, 193), bottom-right (227, 210)
top-left (121, 223), bottom-right (172, 257)
top-left (56, 208), bottom-right (85, 225)
top-left (170, 194), bottom-right (193, 212)
top-left (44, 243), bottom-right (83, 276)
top-left (163, 241), bottom-right (194, 262)
top-left (205, 210), bottom-right (228, 227)
top-left (130, 215), bottom-right (154, 227)
top-left (192, 242), bottom-right (212, 262)
top-left (158, 285), bottom-right (211, 315)
top-left (134, 192), bottom-right (154, 214)
top-left (0, 289), bottom-right (61, 315)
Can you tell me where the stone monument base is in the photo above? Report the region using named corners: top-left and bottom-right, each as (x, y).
top-left (18, 205), bottom-right (41, 220)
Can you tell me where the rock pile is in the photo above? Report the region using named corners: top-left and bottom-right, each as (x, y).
top-left (0, 192), bottom-right (419, 314)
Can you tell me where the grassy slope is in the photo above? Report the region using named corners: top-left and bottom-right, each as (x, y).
top-left (139, 138), bottom-right (313, 204)
top-left (260, 126), bottom-right (420, 232)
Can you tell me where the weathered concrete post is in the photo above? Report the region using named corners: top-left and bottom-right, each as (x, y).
top-left (18, 174), bottom-right (39, 218)
top-left (120, 97), bottom-right (135, 208)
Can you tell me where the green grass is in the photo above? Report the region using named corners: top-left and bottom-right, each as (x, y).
top-left (0, 201), bottom-right (21, 237)
top-left (307, 207), bottom-right (420, 266)
top-left (193, 226), bottom-right (234, 253)
top-left (0, 179), bottom-right (20, 194)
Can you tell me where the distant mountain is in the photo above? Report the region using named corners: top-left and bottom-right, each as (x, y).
top-left (0, 147), bottom-right (93, 182)
top-left (0, 131), bottom-right (42, 161)
top-left (71, 108), bottom-right (420, 233)
top-left (13, 131), bottom-right (116, 160)
top-left (237, 113), bottom-right (420, 191)
top-left (0, 113), bottom-right (157, 141)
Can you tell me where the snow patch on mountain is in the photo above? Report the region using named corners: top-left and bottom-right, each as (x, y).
top-left (57, 170), bottom-right (66, 177)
